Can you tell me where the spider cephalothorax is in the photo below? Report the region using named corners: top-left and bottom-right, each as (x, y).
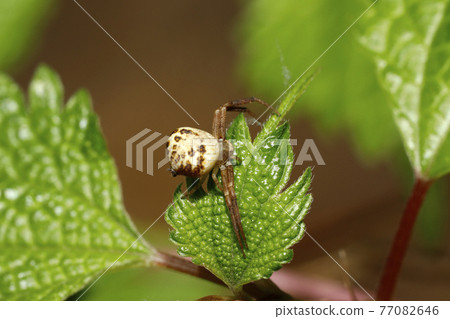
top-left (167, 97), bottom-right (277, 257)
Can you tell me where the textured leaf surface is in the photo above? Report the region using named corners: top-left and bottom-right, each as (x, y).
top-left (359, 0), bottom-right (450, 179)
top-left (166, 77), bottom-right (313, 289)
top-left (0, 66), bottom-right (152, 300)
top-left (237, 0), bottom-right (398, 162)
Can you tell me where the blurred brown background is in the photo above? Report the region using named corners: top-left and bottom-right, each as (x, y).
top-left (11, 0), bottom-right (449, 300)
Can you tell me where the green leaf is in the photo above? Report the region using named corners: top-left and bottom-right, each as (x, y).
top-left (0, 0), bottom-right (56, 71)
top-left (0, 65), bottom-right (153, 300)
top-left (358, 0), bottom-right (450, 179)
top-left (165, 78), bottom-right (313, 289)
top-left (236, 0), bottom-right (399, 162)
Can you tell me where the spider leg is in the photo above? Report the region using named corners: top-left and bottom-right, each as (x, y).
top-left (186, 174), bottom-right (208, 197)
top-left (220, 162), bottom-right (248, 257)
top-left (212, 97), bottom-right (278, 139)
top-left (211, 98), bottom-right (275, 257)
top-left (221, 97), bottom-right (279, 116)
top-left (211, 166), bottom-right (223, 192)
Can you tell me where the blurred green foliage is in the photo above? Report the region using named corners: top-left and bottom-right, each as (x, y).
top-left (0, 0), bottom-right (56, 71)
top-left (78, 267), bottom-right (229, 301)
top-left (359, 0), bottom-right (450, 179)
top-left (417, 179), bottom-right (449, 249)
top-left (358, 0), bottom-right (450, 248)
top-left (236, 0), bottom-right (399, 162)
top-left (237, 0), bottom-right (449, 248)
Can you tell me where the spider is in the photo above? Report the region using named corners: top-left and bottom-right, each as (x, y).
top-left (166, 97), bottom-right (277, 258)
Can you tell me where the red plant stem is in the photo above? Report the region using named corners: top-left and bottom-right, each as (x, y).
top-left (153, 250), bottom-right (293, 300)
top-left (377, 177), bottom-right (433, 301)
top-left (153, 250), bottom-right (224, 287)
top-left (154, 250), bottom-right (375, 300)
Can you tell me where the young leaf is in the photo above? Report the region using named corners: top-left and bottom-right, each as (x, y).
top-left (165, 76), bottom-right (313, 289)
top-left (359, 0), bottom-right (450, 179)
top-left (0, 65), bottom-right (153, 300)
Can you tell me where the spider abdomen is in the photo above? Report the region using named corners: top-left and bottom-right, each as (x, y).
top-left (167, 127), bottom-right (220, 178)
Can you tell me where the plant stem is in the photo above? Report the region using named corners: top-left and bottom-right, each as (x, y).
top-left (376, 177), bottom-right (433, 301)
top-left (153, 250), bottom-right (293, 300)
top-left (153, 250), bottom-right (223, 285)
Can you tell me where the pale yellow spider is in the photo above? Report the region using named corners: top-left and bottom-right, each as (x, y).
top-left (167, 97), bottom-right (277, 257)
